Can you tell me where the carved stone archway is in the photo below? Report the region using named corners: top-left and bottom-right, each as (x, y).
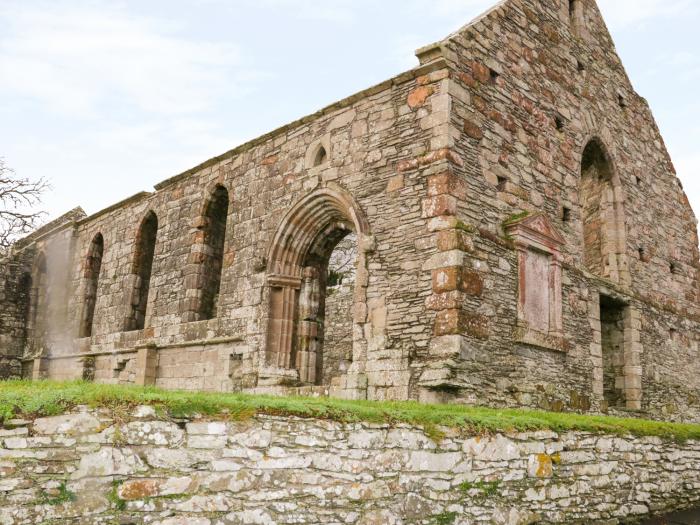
top-left (264, 185), bottom-right (372, 387)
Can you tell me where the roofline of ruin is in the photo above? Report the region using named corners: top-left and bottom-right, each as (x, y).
top-left (151, 57), bottom-right (450, 192)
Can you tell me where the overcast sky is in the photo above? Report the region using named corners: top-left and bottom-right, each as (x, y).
top-left (1, 0), bottom-right (698, 223)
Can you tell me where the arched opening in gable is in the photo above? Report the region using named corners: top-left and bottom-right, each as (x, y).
top-left (79, 233), bottom-right (104, 338)
top-left (313, 146), bottom-right (328, 167)
top-left (579, 139), bottom-right (628, 284)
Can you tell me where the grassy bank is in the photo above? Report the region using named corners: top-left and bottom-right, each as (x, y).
top-left (1, 380), bottom-right (700, 441)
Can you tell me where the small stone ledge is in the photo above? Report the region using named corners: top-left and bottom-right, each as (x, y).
top-left (513, 326), bottom-right (568, 353)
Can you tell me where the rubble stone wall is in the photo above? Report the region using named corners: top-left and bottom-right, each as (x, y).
top-left (1, 408), bottom-right (700, 524)
top-left (1, 0), bottom-right (699, 423)
top-left (0, 252), bottom-right (32, 379)
top-left (414, 0), bottom-right (700, 420)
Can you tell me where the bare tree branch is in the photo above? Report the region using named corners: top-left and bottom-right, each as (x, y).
top-left (0, 158), bottom-right (48, 252)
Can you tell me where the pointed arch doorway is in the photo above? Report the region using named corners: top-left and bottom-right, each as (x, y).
top-left (265, 186), bottom-right (371, 387)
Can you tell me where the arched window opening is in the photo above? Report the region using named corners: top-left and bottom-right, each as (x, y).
top-left (125, 212), bottom-right (158, 331)
top-left (266, 188), bottom-right (370, 387)
top-left (579, 139), bottom-right (627, 283)
top-left (79, 233), bottom-right (104, 338)
top-left (26, 253), bottom-right (48, 353)
top-left (313, 146), bottom-right (328, 167)
top-left (197, 185), bottom-right (229, 320)
top-left (19, 272), bottom-right (33, 349)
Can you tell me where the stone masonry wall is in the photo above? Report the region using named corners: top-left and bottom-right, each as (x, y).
top-left (1, 408), bottom-right (700, 524)
top-left (6, 58), bottom-right (451, 402)
top-left (0, 252), bottom-right (32, 379)
top-left (412, 0), bottom-right (700, 419)
top-left (2, 0), bottom-right (699, 424)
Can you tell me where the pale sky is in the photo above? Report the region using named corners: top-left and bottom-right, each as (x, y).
top-left (1, 0), bottom-right (698, 222)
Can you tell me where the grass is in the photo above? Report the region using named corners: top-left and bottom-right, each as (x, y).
top-left (106, 482), bottom-right (126, 511)
top-left (41, 482), bottom-right (76, 506)
top-left (1, 380), bottom-right (700, 442)
top-left (431, 512), bottom-right (457, 525)
top-left (459, 480), bottom-right (501, 497)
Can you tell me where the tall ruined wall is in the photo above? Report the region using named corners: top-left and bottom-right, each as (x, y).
top-left (0, 252), bottom-right (31, 378)
top-left (2, 408), bottom-right (700, 524)
top-left (22, 59), bottom-right (453, 401)
top-left (415, 0), bottom-right (700, 419)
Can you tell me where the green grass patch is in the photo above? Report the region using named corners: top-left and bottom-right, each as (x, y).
top-left (41, 483), bottom-right (76, 506)
top-left (431, 511), bottom-right (457, 525)
top-left (107, 481), bottom-right (126, 511)
top-left (459, 480), bottom-right (501, 497)
top-left (1, 380), bottom-right (700, 441)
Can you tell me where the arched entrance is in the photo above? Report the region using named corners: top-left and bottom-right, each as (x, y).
top-left (265, 186), bottom-right (370, 386)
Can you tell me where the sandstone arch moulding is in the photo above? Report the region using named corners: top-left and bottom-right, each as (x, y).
top-left (263, 185), bottom-right (373, 392)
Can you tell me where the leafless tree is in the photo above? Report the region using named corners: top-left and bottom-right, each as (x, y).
top-left (0, 158), bottom-right (48, 252)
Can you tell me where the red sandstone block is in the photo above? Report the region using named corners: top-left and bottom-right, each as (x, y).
top-left (432, 267), bottom-right (461, 294)
top-left (461, 270), bottom-right (484, 297)
top-left (434, 309), bottom-right (462, 336)
top-left (407, 86), bottom-right (435, 109)
top-left (471, 61), bottom-right (491, 84)
top-left (434, 309), bottom-right (490, 338)
top-left (422, 195), bottom-right (457, 218)
top-left (463, 119), bottom-right (484, 140)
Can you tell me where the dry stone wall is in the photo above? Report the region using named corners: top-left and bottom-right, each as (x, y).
top-left (1, 408), bottom-right (700, 524)
top-left (1, 0), bottom-right (699, 423)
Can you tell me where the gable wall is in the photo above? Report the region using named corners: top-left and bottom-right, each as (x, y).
top-left (437, 0), bottom-right (700, 418)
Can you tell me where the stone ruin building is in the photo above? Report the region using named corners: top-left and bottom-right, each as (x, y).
top-left (1, 0), bottom-right (699, 423)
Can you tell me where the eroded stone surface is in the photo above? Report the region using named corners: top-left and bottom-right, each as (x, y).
top-left (0, 409), bottom-right (698, 524)
top-left (1, 0), bottom-right (699, 424)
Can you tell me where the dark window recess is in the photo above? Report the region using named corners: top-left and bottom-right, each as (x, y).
top-left (562, 207), bottom-right (571, 222)
top-left (576, 59), bottom-right (586, 72)
top-left (618, 94), bottom-right (628, 108)
top-left (600, 295), bottom-right (628, 409)
top-left (314, 146), bottom-right (327, 167)
top-left (496, 176), bottom-right (507, 191)
top-left (197, 185), bottom-right (230, 321)
top-left (489, 68), bottom-right (500, 84)
top-left (125, 211), bottom-right (158, 332)
top-left (79, 233), bottom-right (104, 338)
top-left (638, 247), bottom-right (646, 261)
top-left (569, 0), bottom-right (581, 30)
top-left (635, 176), bottom-right (642, 186)
top-left (555, 115), bottom-right (565, 131)
top-left (670, 262), bottom-right (679, 275)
